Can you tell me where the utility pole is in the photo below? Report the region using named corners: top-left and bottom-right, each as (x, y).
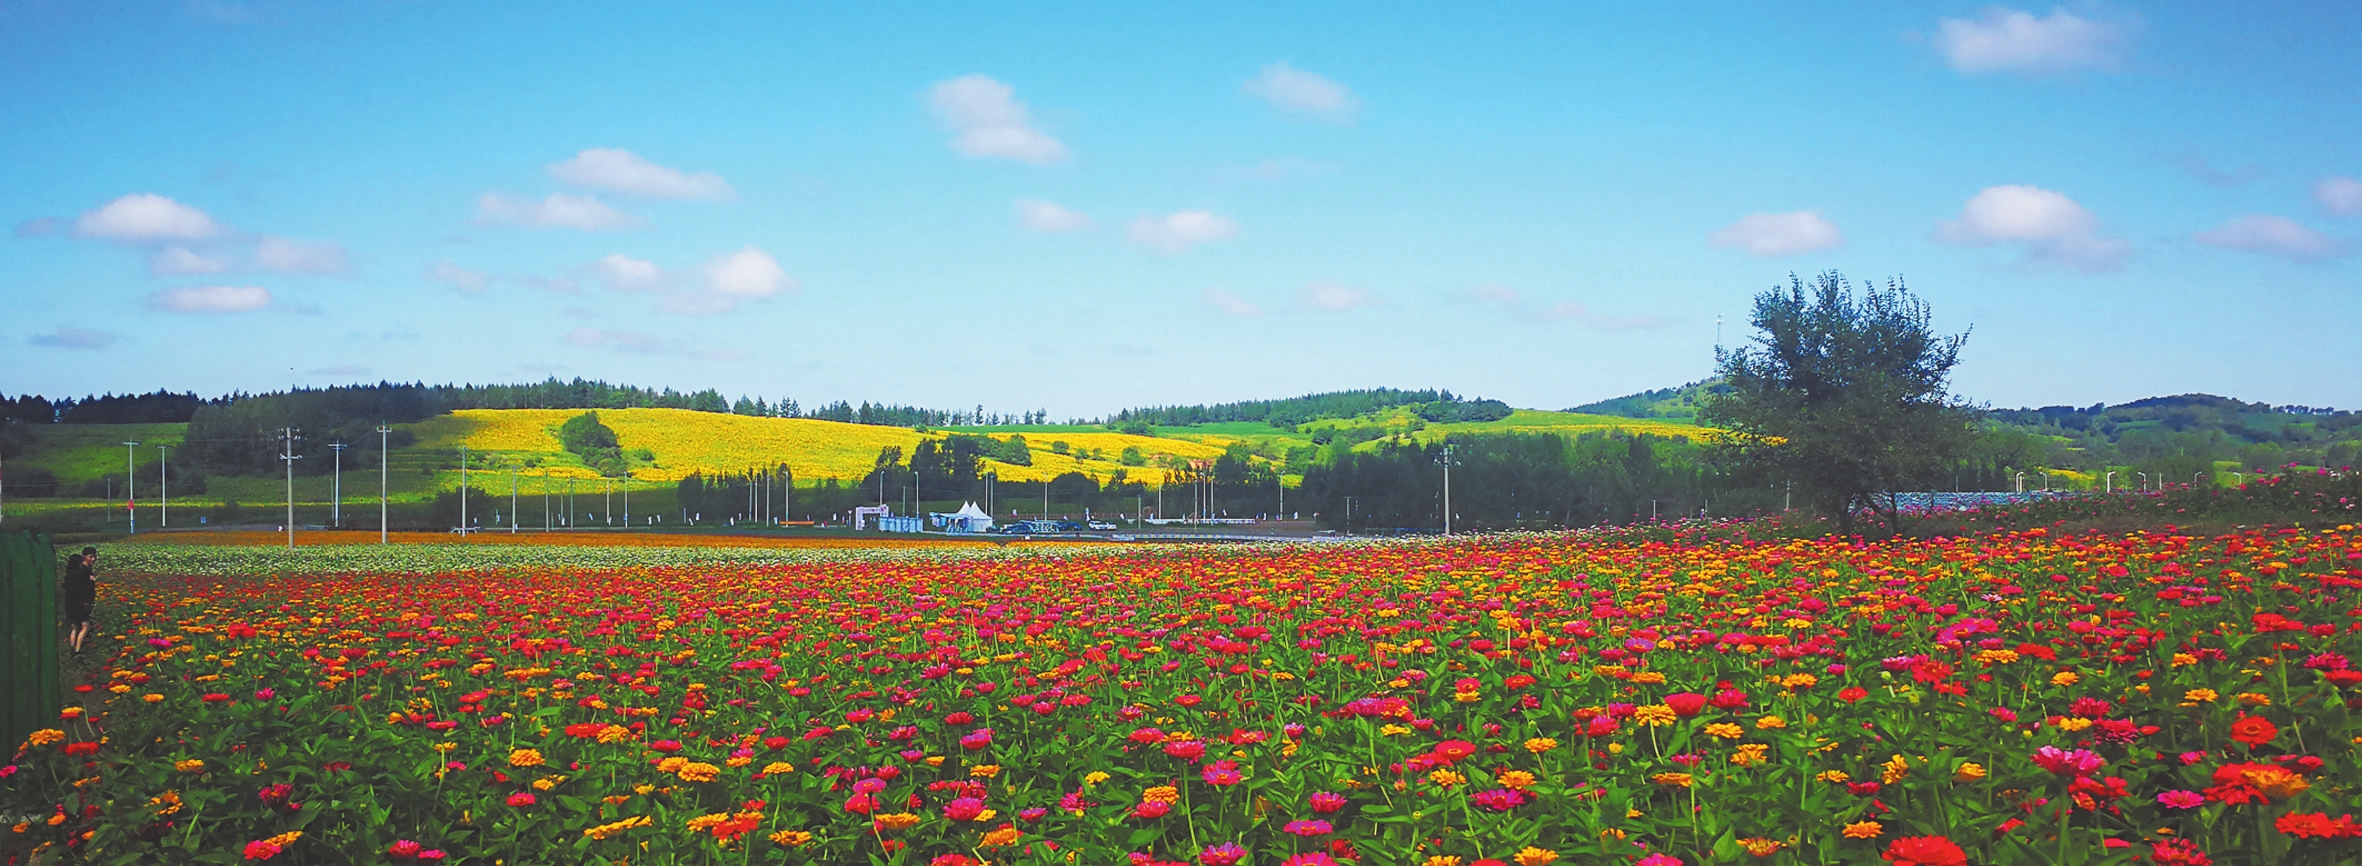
top-left (510, 468), bottom-right (519, 533)
top-left (377, 425), bottom-right (391, 544)
top-left (156, 444), bottom-right (169, 527)
top-left (1344, 496), bottom-right (1352, 535)
top-left (279, 428), bottom-right (302, 549)
top-left (623, 477), bottom-right (631, 528)
top-left (123, 440), bottom-right (141, 535)
top-left (605, 477), bottom-right (612, 526)
top-left (459, 445), bottom-right (469, 535)
top-left (329, 442), bottom-right (346, 529)
top-left (1435, 444), bottom-right (1458, 536)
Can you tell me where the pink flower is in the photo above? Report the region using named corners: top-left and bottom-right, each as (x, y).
top-left (1283, 819), bottom-right (1334, 836)
top-left (505, 792), bottom-right (535, 808)
top-left (1199, 842), bottom-right (1248, 866)
top-left (2156, 790), bottom-right (2205, 809)
top-left (1308, 791), bottom-right (1347, 813)
top-left (1201, 760), bottom-right (1243, 786)
top-left (1470, 788), bottom-right (1528, 812)
top-left (2030, 746), bottom-right (2105, 777)
top-left (388, 840), bottom-right (422, 860)
top-left (242, 840), bottom-right (282, 861)
top-left (1132, 800), bottom-right (1172, 820)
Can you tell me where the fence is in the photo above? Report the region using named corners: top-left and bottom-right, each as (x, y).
top-left (1, 531), bottom-right (60, 749)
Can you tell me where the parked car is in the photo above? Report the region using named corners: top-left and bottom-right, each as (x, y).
top-left (1087, 520), bottom-right (1118, 531)
top-left (1053, 520), bottom-right (1085, 532)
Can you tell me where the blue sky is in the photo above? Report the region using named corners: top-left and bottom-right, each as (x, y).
top-left (4, 2), bottom-right (2357, 416)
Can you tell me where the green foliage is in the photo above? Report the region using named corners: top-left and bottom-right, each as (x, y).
top-left (555, 412), bottom-right (625, 477)
top-left (1702, 272), bottom-right (1979, 536)
top-left (1112, 387), bottom-right (1471, 428)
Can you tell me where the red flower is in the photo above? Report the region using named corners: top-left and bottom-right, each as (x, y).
top-left (1883, 836), bottom-right (1967, 866)
top-left (1431, 740), bottom-right (1478, 764)
top-left (2229, 715), bottom-right (2278, 747)
top-left (1663, 692), bottom-right (1707, 717)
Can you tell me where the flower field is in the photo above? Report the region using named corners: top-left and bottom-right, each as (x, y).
top-left (10, 525), bottom-right (2362, 865)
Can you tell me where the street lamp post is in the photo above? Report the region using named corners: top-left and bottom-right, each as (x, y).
top-left (279, 428), bottom-right (301, 549)
top-left (122, 440), bottom-right (140, 535)
top-left (1435, 444), bottom-right (1459, 536)
top-left (459, 445), bottom-right (469, 535)
top-left (2104, 470), bottom-right (2115, 493)
top-left (377, 425), bottom-right (390, 543)
top-left (156, 444), bottom-right (169, 527)
top-left (330, 442), bottom-right (346, 529)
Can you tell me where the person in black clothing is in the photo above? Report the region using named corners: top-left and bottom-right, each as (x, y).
top-left (63, 547), bottom-right (97, 653)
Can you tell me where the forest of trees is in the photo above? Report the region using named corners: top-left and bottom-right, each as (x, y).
top-left (1111, 388), bottom-right (1472, 428)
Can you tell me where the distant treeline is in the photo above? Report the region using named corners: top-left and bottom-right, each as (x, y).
top-left (1111, 388), bottom-right (1502, 429)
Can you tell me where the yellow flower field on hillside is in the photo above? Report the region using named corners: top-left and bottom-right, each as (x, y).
top-left (407, 409), bottom-right (1262, 485)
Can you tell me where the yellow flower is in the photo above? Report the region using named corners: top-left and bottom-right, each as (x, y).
top-left (2236, 692), bottom-right (2272, 707)
top-left (1816, 770), bottom-right (1851, 784)
top-left (1842, 820), bottom-right (1884, 839)
top-left (1780, 673), bottom-right (1818, 690)
top-left (1498, 769), bottom-right (1538, 790)
top-left (676, 762), bottom-right (721, 783)
top-left (1704, 723), bottom-right (1745, 739)
top-left (725, 755), bottom-right (752, 768)
top-left (768, 829), bottom-right (813, 846)
top-left (508, 749), bottom-right (544, 768)
top-left (2172, 652), bottom-right (2198, 667)
top-left (982, 826), bottom-right (1022, 846)
top-left (596, 725), bottom-right (633, 744)
top-left (2051, 671), bottom-right (2079, 687)
top-left (1631, 671), bottom-right (1668, 684)
top-left (1143, 786), bottom-right (1180, 803)
top-left (685, 813), bottom-right (729, 831)
top-left (872, 812), bottom-right (920, 831)
top-left (532, 777), bottom-right (559, 791)
top-left (142, 693), bottom-right (165, 703)
top-left (925, 755), bottom-right (946, 767)
top-left (26, 729), bottom-right (65, 747)
top-left (261, 830), bottom-right (301, 848)
top-left (1739, 837), bottom-right (1783, 856)
top-left (1523, 737), bottom-right (1559, 754)
top-left (1453, 689), bottom-right (1482, 703)
top-left (1974, 649), bottom-right (2019, 666)
top-left (1429, 768), bottom-right (1467, 787)
top-left (2181, 689), bottom-right (2219, 706)
top-left (2244, 767), bottom-right (2309, 800)
top-left (2056, 717), bottom-right (2094, 732)
top-left (1423, 857), bottom-right (1465, 866)
top-left (1756, 715), bottom-right (1788, 730)
top-left (174, 759), bottom-right (206, 773)
top-left (1381, 724), bottom-right (1413, 736)
top-left (582, 815), bottom-right (651, 840)
top-left (1881, 754), bottom-right (1910, 784)
top-left (1084, 771), bottom-right (1112, 785)
top-left (1732, 743), bottom-right (1769, 767)
top-left (1514, 846), bottom-right (1560, 866)
top-left (657, 756), bottom-right (688, 774)
top-left (1632, 704), bottom-right (1678, 727)
top-left (433, 742), bottom-right (458, 753)
top-left (1651, 772), bottom-right (1694, 788)
top-left (1954, 762), bottom-right (1987, 782)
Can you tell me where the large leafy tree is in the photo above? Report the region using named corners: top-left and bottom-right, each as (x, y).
top-left (1701, 271), bottom-right (1978, 536)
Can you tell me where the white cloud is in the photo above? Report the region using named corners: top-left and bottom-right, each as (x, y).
top-left (1303, 280), bottom-right (1375, 312)
top-left (148, 285), bottom-right (273, 313)
top-left (1128, 210), bottom-right (1239, 254)
top-left (704, 246), bottom-right (792, 299)
top-left (1933, 7), bottom-right (2127, 73)
top-left (1709, 211), bottom-right (1846, 257)
top-left (2317, 176), bottom-right (2362, 217)
top-left (927, 75), bottom-right (1069, 165)
top-left (150, 246), bottom-right (231, 275)
top-left (2192, 215), bottom-right (2349, 263)
top-left (1243, 63), bottom-right (1360, 122)
top-left (76, 193), bottom-right (221, 241)
top-left (476, 192), bottom-right (634, 230)
top-left (1203, 288), bottom-right (1263, 317)
top-left (1932, 184), bottom-right (2130, 271)
top-left (548, 148), bottom-right (733, 200)
top-left (28, 326), bottom-right (120, 350)
top-left (595, 253), bottom-right (665, 290)
top-left (425, 261), bottom-right (489, 294)
top-left (254, 235), bottom-right (350, 275)
top-left (1015, 198), bottom-right (1092, 233)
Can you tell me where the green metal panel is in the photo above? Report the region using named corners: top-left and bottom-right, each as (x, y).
top-left (1, 531), bottom-right (60, 748)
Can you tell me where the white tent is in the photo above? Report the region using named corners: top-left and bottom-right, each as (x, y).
top-left (937, 501), bottom-right (996, 533)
